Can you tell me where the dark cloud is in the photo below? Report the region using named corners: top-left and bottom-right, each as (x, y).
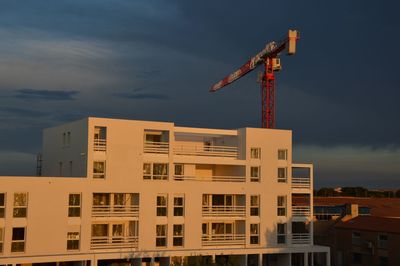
top-left (113, 91), bottom-right (169, 100)
top-left (14, 89), bottom-right (79, 101)
top-left (0, 106), bottom-right (47, 118)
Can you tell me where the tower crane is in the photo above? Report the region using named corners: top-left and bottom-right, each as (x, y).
top-left (210, 30), bottom-right (299, 128)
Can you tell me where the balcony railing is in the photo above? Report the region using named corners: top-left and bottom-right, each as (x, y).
top-left (202, 234), bottom-right (245, 246)
top-left (291, 233), bottom-right (311, 245)
top-left (292, 206), bottom-right (311, 217)
top-left (174, 175), bottom-right (245, 182)
top-left (94, 139), bottom-right (106, 151)
top-left (144, 141), bottom-right (169, 154)
top-left (202, 206), bottom-right (246, 217)
top-left (292, 177), bottom-right (311, 189)
top-left (92, 205), bottom-right (139, 217)
top-left (91, 236), bottom-right (138, 249)
top-left (174, 144), bottom-right (238, 158)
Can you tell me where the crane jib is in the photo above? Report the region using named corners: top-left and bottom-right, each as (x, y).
top-left (209, 40), bottom-right (288, 92)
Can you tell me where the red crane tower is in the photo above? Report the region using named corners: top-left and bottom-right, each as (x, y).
top-left (210, 30), bottom-right (299, 128)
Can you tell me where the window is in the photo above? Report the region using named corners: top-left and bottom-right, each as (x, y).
top-left (250, 195), bottom-right (260, 216)
top-left (157, 195), bottom-right (168, 216)
top-left (0, 227), bottom-right (3, 253)
top-left (63, 132), bottom-right (66, 146)
top-left (378, 234), bottom-right (388, 249)
top-left (68, 194), bottom-right (81, 217)
top-left (13, 193), bottom-right (28, 218)
top-left (277, 167), bottom-right (287, 183)
top-left (278, 149), bottom-right (287, 160)
top-left (379, 256), bottom-right (389, 266)
top-left (277, 223), bottom-right (286, 244)
top-left (173, 224), bottom-right (184, 247)
top-left (93, 161), bottom-right (106, 178)
top-left (277, 196), bottom-right (286, 216)
top-left (67, 232), bottom-right (80, 250)
top-left (174, 195), bottom-right (184, 216)
top-left (143, 163), bottom-right (168, 180)
top-left (153, 163), bottom-right (168, 180)
top-left (250, 148), bottom-right (261, 159)
top-left (156, 224), bottom-right (167, 247)
top-left (250, 166), bottom-right (260, 182)
top-left (250, 224), bottom-right (259, 245)
top-left (92, 224), bottom-right (108, 239)
top-left (11, 227), bottom-right (25, 252)
top-left (174, 164), bottom-right (184, 176)
top-left (352, 231), bottom-right (361, 245)
top-left (93, 193), bottom-right (110, 206)
top-left (0, 193), bottom-right (4, 218)
top-left (211, 222), bottom-right (232, 235)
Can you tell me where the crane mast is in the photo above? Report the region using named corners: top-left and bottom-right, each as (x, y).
top-left (210, 30), bottom-right (299, 128)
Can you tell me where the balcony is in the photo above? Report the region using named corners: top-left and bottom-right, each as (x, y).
top-left (292, 206), bottom-right (311, 217)
top-left (292, 177), bottom-right (311, 189)
top-left (144, 141), bottom-right (169, 154)
top-left (94, 139), bottom-right (106, 151)
top-left (291, 233), bottom-right (311, 245)
top-left (92, 205), bottom-right (139, 217)
top-left (202, 206), bottom-right (246, 217)
top-left (174, 175), bottom-right (245, 182)
top-left (202, 234), bottom-right (245, 246)
top-left (174, 144), bottom-right (238, 158)
top-left (90, 236), bottom-right (138, 249)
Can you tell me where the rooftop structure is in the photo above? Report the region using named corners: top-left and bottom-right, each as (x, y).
top-left (0, 117), bottom-right (329, 266)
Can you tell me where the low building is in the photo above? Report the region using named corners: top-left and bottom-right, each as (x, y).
top-left (0, 117), bottom-right (329, 265)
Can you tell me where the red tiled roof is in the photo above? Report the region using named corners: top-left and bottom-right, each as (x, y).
top-left (335, 216), bottom-right (400, 234)
top-left (314, 197), bottom-right (400, 218)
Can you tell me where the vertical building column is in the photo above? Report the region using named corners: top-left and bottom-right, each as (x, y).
top-left (326, 250), bottom-right (331, 266)
top-left (151, 257), bottom-right (155, 266)
top-left (239, 254), bottom-right (248, 266)
top-left (304, 252), bottom-right (308, 266)
top-left (258, 254), bottom-right (263, 266)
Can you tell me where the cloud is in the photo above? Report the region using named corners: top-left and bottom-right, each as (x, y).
top-left (293, 145), bottom-right (400, 188)
top-left (14, 88), bottom-right (79, 101)
top-left (113, 91), bottom-right (169, 100)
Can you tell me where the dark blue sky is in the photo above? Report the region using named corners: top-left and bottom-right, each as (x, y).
top-left (0, 0), bottom-right (399, 188)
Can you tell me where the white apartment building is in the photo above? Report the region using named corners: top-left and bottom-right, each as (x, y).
top-left (0, 117), bottom-right (329, 266)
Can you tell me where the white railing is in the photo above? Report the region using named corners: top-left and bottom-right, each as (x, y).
top-left (94, 139), bottom-right (106, 151)
top-left (292, 233), bottom-right (311, 245)
top-left (174, 175), bottom-right (245, 182)
top-left (174, 144), bottom-right (238, 158)
top-left (92, 205), bottom-right (139, 217)
top-left (91, 236), bottom-right (138, 249)
top-left (144, 141), bottom-right (169, 154)
top-left (292, 177), bottom-right (311, 189)
top-left (202, 206), bottom-right (246, 217)
top-left (292, 206), bottom-right (311, 217)
top-left (202, 234), bottom-right (245, 246)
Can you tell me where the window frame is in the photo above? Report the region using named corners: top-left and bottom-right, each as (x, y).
top-left (250, 166), bottom-right (261, 182)
top-left (250, 148), bottom-right (261, 159)
top-left (378, 234), bottom-right (388, 249)
top-left (67, 231), bottom-right (80, 251)
top-left (277, 196), bottom-right (286, 217)
top-left (0, 227), bottom-right (3, 253)
top-left (278, 149), bottom-right (287, 160)
top-left (68, 193), bottom-right (81, 217)
top-left (93, 161), bottom-right (106, 179)
top-left (277, 167), bottom-right (287, 183)
top-left (13, 192), bottom-right (28, 218)
top-left (173, 224), bottom-right (184, 247)
top-left (277, 223), bottom-right (286, 244)
top-left (156, 224), bottom-right (167, 247)
top-left (250, 195), bottom-right (260, 216)
top-left (250, 223), bottom-right (260, 245)
top-left (0, 193), bottom-right (5, 218)
top-left (143, 162), bottom-right (169, 180)
top-left (156, 194), bottom-right (168, 216)
top-left (11, 227), bottom-right (26, 253)
top-left (174, 195), bottom-right (184, 216)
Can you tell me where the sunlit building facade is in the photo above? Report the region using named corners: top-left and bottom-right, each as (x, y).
top-left (0, 117), bottom-right (329, 266)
